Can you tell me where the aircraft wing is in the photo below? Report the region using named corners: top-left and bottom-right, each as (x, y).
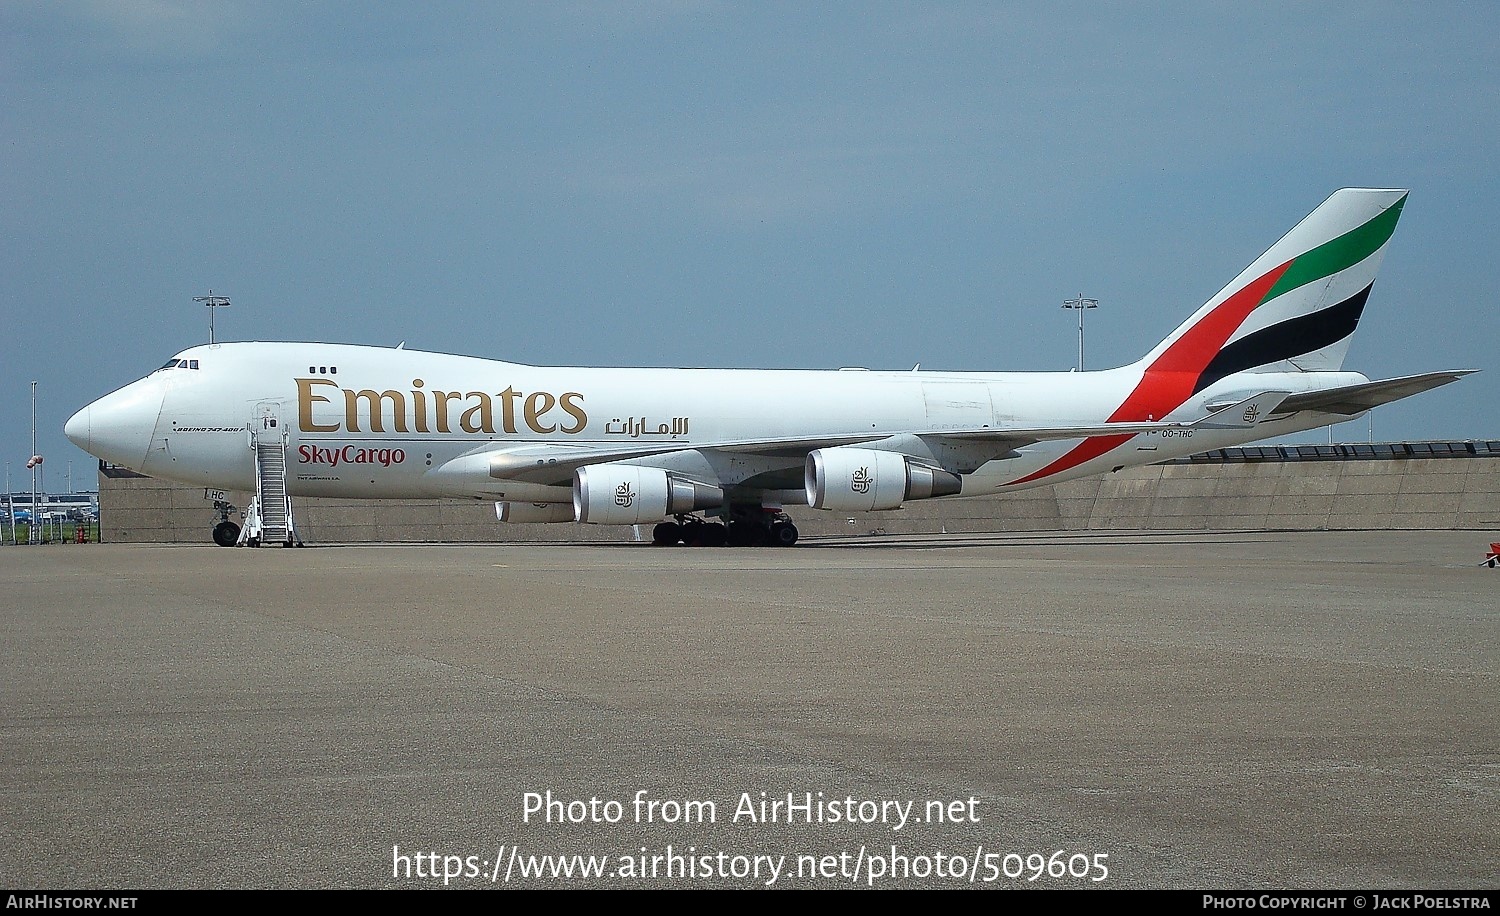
top-left (467, 392), bottom-right (1291, 486)
top-left (479, 433), bottom-right (888, 485)
top-left (1270, 370), bottom-right (1477, 417)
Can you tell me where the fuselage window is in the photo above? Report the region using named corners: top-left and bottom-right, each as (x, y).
top-left (189, 360), bottom-right (199, 369)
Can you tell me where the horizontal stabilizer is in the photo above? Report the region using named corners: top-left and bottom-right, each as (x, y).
top-left (1274, 370), bottom-right (1477, 416)
top-left (1195, 391), bottom-right (1292, 429)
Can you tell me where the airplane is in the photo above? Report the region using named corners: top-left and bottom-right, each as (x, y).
top-left (64, 188), bottom-right (1472, 548)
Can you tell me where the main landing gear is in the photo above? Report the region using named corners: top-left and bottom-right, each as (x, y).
top-left (652, 510), bottom-right (799, 547)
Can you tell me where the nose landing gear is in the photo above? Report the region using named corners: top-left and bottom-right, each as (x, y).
top-left (210, 499), bottom-right (241, 547)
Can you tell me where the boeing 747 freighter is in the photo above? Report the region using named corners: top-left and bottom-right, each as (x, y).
top-left (65, 189), bottom-right (1472, 546)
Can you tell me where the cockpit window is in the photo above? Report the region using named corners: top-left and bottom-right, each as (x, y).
top-left (156, 358), bottom-right (201, 372)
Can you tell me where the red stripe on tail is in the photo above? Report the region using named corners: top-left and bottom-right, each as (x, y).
top-left (1009, 259), bottom-right (1292, 486)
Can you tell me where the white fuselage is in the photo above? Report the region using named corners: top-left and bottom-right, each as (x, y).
top-left (66, 341), bottom-right (1365, 508)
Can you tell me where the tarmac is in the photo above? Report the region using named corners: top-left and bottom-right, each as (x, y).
top-left (1, 530), bottom-right (1496, 889)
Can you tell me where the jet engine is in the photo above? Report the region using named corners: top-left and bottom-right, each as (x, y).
top-left (805, 447), bottom-right (962, 511)
top-left (496, 501), bottom-right (575, 523)
top-left (574, 464), bottom-right (725, 524)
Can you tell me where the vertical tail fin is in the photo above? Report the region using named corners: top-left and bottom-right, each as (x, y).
top-left (1139, 187), bottom-right (1407, 391)
top-left (1010, 190), bottom-right (1410, 488)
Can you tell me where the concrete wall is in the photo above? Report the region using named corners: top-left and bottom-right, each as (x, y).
top-left (100, 455), bottom-right (1500, 544)
top-left (811, 456), bottom-right (1500, 537)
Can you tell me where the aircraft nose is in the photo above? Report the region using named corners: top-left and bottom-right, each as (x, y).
top-left (65, 379), bottom-right (164, 470)
top-left (63, 406), bottom-right (89, 450)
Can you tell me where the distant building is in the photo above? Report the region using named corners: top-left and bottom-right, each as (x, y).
top-left (1, 491), bottom-right (98, 522)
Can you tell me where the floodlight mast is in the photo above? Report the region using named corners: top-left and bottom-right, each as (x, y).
top-left (1061, 294), bottom-right (1099, 371)
top-left (31, 381), bottom-right (38, 544)
top-left (195, 291), bottom-right (231, 345)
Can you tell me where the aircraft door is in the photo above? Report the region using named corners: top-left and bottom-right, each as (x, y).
top-left (253, 400), bottom-right (284, 443)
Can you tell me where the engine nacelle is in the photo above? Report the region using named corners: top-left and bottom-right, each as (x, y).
top-left (805, 447), bottom-right (962, 511)
top-left (495, 501), bottom-right (575, 523)
top-left (574, 464), bottom-right (724, 524)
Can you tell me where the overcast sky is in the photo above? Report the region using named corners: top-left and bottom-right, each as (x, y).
top-left (3, 2), bottom-right (1496, 494)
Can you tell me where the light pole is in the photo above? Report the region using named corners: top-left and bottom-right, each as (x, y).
top-left (30, 381), bottom-right (38, 544)
top-left (1061, 295), bottom-right (1098, 371)
top-left (195, 291), bottom-right (231, 345)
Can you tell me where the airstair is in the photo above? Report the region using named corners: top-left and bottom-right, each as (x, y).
top-left (239, 430), bottom-right (300, 547)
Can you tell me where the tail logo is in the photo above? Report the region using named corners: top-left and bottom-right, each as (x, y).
top-left (1009, 190), bottom-right (1406, 489)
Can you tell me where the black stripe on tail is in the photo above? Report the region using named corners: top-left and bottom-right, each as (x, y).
top-left (1192, 284), bottom-right (1372, 395)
